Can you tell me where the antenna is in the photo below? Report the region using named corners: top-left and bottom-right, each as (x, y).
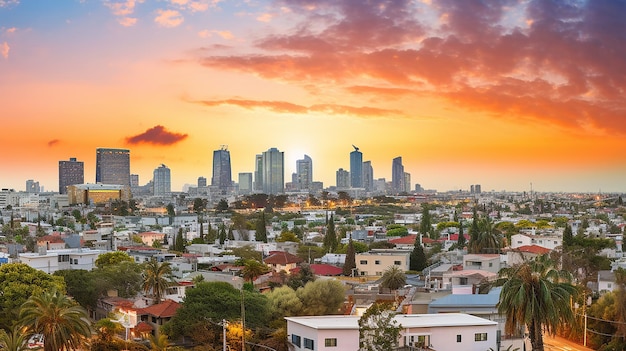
top-left (220, 145), bottom-right (228, 151)
top-left (352, 144), bottom-right (359, 152)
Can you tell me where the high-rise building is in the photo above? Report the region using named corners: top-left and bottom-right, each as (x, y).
top-left (392, 156), bottom-right (404, 194)
top-left (336, 168), bottom-right (350, 188)
top-left (211, 146), bottom-right (232, 192)
top-left (296, 155), bottom-right (313, 191)
top-left (350, 146), bottom-right (363, 188)
top-left (254, 154), bottom-right (263, 191)
top-left (262, 148), bottom-right (284, 195)
top-left (403, 172), bottom-right (411, 193)
top-left (470, 184), bottom-right (482, 194)
top-left (130, 174), bottom-right (139, 188)
top-left (25, 179), bottom-right (40, 193)
top-left (96, 148), bottom-right (130, 187)
top-left (58, 157), bottom-right (84, 194)
top-left (363, 161), bottom-right (374, 192)
top-left (238, 172), bottom-right (253, 195)
top-left (198, 176), bottom-right (207, 188)
top-left (153, 164), bottom-right (171, 196)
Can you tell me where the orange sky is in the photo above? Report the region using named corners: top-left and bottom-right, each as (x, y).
top-left (1, 0), bottom-right (625, 193)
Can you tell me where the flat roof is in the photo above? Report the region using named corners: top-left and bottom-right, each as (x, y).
top-left (286, 313), bottom-right (497, 329)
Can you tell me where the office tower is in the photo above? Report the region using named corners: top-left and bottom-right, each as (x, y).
top-left (363, 161), bottom-right (374, 192)
top-left (254, 154), bottom-right (263, 191)
top-left (25, 179), bottom-right (40, 193)
top-left (403, 172), bottom-right (411, 193)
top-left (238, 172), bottom-right (253, 195)
top-left (262, 147), bottom-right (284, 195)
top-left (153, 164), bottom-right (171, 196)
top-left (471, 184), bottom-right (482, 194)
top-left (392, 156), bottom-right (404, 194)
top-left (211, 146), bottom-right (232, 191)
top-left (198, 176), bottom-right (207, 187)
top-left (336, 168), bottom-right (350, 188)
top-left (130, 174), bottom-right (139, 188)
top-left (296, 154), bottom-right (313, 191)
top-left (59, 157), bottom-right (84, 194)
top-left (350, 145), bottom-right (363, 188)
top-left (96, 148), bottom-right (130, 186)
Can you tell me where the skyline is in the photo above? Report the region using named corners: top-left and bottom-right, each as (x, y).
top-left (1, 1), bottom-right (625, 193)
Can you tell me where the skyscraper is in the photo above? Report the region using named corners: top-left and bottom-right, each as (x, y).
top-left (350, 146), bottom-right (363, 188)
top-left (403, 172), bottom-right (411, 193)
top-left (336, 168), bottom-right (350, 188)
top-left (254, 154), bottom-right (263, 191)
top-left (96, 148), bottom-right (130, 187)
top-left (25, 179), bottom-right (40, 193)
top-left (211, 146), bottom-right (232, 192)
top-left (363, 160), bottom-right (374, 192)
top-left (392, 156), bottom-right (405, 194)
top-left (296, 154), bottom-right (313, 191)
top-left (262, 147), bottom-right (284, 195)
top-left (59, 157), bottom-right (84, 194)
top-left (153, 164), bottom-right (171, 196)
top-left (238, 172), bottom-right (253, 195)
top-left (198, 176), bottom-right (207, 188)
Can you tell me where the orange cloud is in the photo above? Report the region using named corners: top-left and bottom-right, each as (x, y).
top-left (154, 9), bottom-right (184, 27)
top-left (47, 139), bottom-right (60, 147)
top-left (125, 125), bottom-right (188, 145)
top-left (1, 41), bottom-right (8, 59)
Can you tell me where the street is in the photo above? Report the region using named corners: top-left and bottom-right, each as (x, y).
top-left (543, 335), bottom-right (594, 351)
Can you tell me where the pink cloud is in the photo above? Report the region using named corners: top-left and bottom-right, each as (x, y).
top-left (125, 125), bottom-right (188, 145)
top-left (154, 9), bottom-right (184, 27)
top-left (1, 42), bottom-right (8, 59)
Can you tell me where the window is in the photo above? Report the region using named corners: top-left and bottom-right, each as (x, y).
top-left (474, 333), bottom-right (488, 341)
top-left (291, 335), bottom-right (301, 347)
top-left (324, 338), bottom-right (337, 347)
top-left (375, 260), bottom-right (381, 265)
top-left (394, 260), bottom-right (401, 265)
top-left (457, 335), bottom-right (462, 342)
top-left (488, 262), bottom-right (493, 267)
top-left (58, 255), bottom-right (70, 262)
top-left (360, 260), bottom-right (368, 264)
top-left (303, 338), bottom-right (314, 350)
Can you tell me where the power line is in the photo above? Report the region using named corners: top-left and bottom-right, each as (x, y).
top-left (576, 312), bottom-right (626, 326)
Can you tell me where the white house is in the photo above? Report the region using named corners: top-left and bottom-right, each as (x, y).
top-left (462, 254), bottom-right (501, 274)
top-left (19, 248), bottom-right (107, 274)
top-left (285, 313), bottom-right (498, 351)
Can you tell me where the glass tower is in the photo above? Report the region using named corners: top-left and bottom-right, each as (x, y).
top-left (262, 147), bottom-right (284, 195)
top-left (392, 156), bottom-right (405, 194)
top-left (153, 164), bottom-right (171, 196)
top-left (59, 157), bottom-right (84, 194)
top-left (96, 148), bottom-right (130, 187)
top-left (212, 146), bottom-right (232, 191)
top-left (296, 155), bottom-right (313, 191)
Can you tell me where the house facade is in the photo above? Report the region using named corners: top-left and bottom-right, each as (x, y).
top-left (355, 250), bottom-right (410, 276)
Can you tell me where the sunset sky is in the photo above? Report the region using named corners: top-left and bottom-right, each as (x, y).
top-left (1, 0), bottom-right (625, 193)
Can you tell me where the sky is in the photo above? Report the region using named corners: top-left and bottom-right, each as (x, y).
top-left (1, 0), bottom-right (625, 194)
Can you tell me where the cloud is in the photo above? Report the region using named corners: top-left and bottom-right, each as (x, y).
top-left (194, 0), bottom-right (626, 134)
top-left (154, 9), bottom-right (184, 28)
top-left (0, 0), bottom-right (19, 8)
top-left (257, 13), bottom-right (273, 22)
top-left (193, 98), bottom-right (402, 118)
top-left (47, 139), bottom-right (60, 147)
top-left (104, 0), bottom-right (143, 26)
top-left (5, 27), bottom-right (17, 34)
top-left (198, 29), bottom-right (234, 40)
top-left (1, 42), bottom-right (9, 59)
top-left (125, 125), bottom-right (188, 145)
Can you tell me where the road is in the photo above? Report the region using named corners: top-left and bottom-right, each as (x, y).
top-left (543, 335), bottom-right (594, 351)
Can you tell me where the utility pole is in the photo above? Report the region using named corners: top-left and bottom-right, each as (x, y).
top-left (223, 319), bottom-right (227, 351)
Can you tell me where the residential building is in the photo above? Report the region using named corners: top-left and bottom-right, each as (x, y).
top-left (355, 250), bottom-right (410, 276)
top-left (392, 156), bottom-right (404, 194)
top-left (25, 179), bottom-right (40, 193)
top-left (197, 176), bottom-right (207, 188)
top-left (96, 148), bottom-right (131, 187)
top-left (262, 147), bottom-right (284, 194)
top-left (362, 160), bottom-right (374, 192)
top-left (19, 248), bottom-right (107, 274)
top-left (349, 146), bottom-right (363, 188)
top-left (59, 157), bottom-right (84, 194)
top-left (296, 155), bottom-right (313, 191)
top-left (598, 270), bottom-right (616, 294)
top-left (212, 146), bottom-right (232, 192)
top-left (285, 313), bottom-right (498, 351)
top-left (138, 232), bottom-right (166, 247)
top-left (462, 254), bottom-right (501, 274)
top-left (264, 251), bottom-right (303, 274)
top-left (152, 164), bottom-right (171, 196)
top-left (336, 168), bottom-right (350, 189)
top-left (238, 172), bottom-right (253, 194)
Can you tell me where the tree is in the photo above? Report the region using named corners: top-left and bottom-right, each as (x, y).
top-left (0, 324), bottom-right (31, 351)
top-left (495, 254), bottom-right (578, 351)
top-left (95, 251), bottom-right (134, 269)
top-left (166, 203), bottom-right (175, 225)
top-left (53, 269), bottom-right (98, 310)
top-left (563, 224), bottom-right (574, 247)
top-left (358, 301), bottom-right (402, 351)
top-left (457, 220), bottom-right (466, 248)
top-left (0, 263), bottom-right (66, 330)
top-left (296, 279), bottom-right (345, 316)
top-left (287, 263), bottom-right (316, 290)
top-left (215, 198), bottom-right (229, 213)
top-left (174, 228), bottom-right (186, 252)
top-left (323, 214), bottom-right (338, 253)
top-left (19, 288), bottom-right (92, 351)
top-left (419, 204), bottom-right (433, 239)
top-left (241, 259), bottom-right (270, 282)
top-left (471, 218), bottom-right (501, 254)
top-left (409, 237), bottom-right (427, 271)
top-left (380, 265), bottom-right (406, 292)
top-left (255, 211), bottom-right (268, 243)
top-left (276, 230), bottom-right (300, 243)
top-left (92, 260), bottom-right (143, 299)
top-left (343, 239), bottom-right (357, 276)
top-left (93, 318), bottom-right (124, 344)
top-left (266, 286), bottom-right (303, 321)
top-left (148, 334), bottom-right (170, 351)
top-left (143, 258), bottom-right (173, 304)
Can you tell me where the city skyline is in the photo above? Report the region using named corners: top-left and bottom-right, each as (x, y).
top-left (1, 1), bottom-right (626, 193)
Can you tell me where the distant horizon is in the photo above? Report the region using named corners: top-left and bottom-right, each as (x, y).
top-left (1, 1), bottom-right (625, 194)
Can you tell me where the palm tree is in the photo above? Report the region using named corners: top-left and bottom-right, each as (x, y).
top-left (148, 333), bottom-right (170, 351)
top-left (0, 324), bottom-right (31, 351)
top-left (241, 259), bottom-right (270, 283)
top-left (142, 258), bottom-right (173, 304)
top-left (496, 254), bottom-right (578, 351)
top-left (19, 288), bottom-right (92, 351)
top-left (380, 265), bottom-right (407, 293)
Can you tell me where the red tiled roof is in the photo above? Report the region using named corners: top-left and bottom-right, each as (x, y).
top-left (37, 235), bottom-right (65, 243)
top-left (133, 321), bottom-right (153, 333)
top-left (291, 264), bottom-right (343, 276)
top-left (139, 232), bottom-right (164, 236)
top-left (264, 251), bottom-right (303, 265)
top-left (513, 245), bottom-right (550, 255)
top-left (140, 299), bottom-right (180, 318)
top-left (388, 234), bottom-right (418, 245)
